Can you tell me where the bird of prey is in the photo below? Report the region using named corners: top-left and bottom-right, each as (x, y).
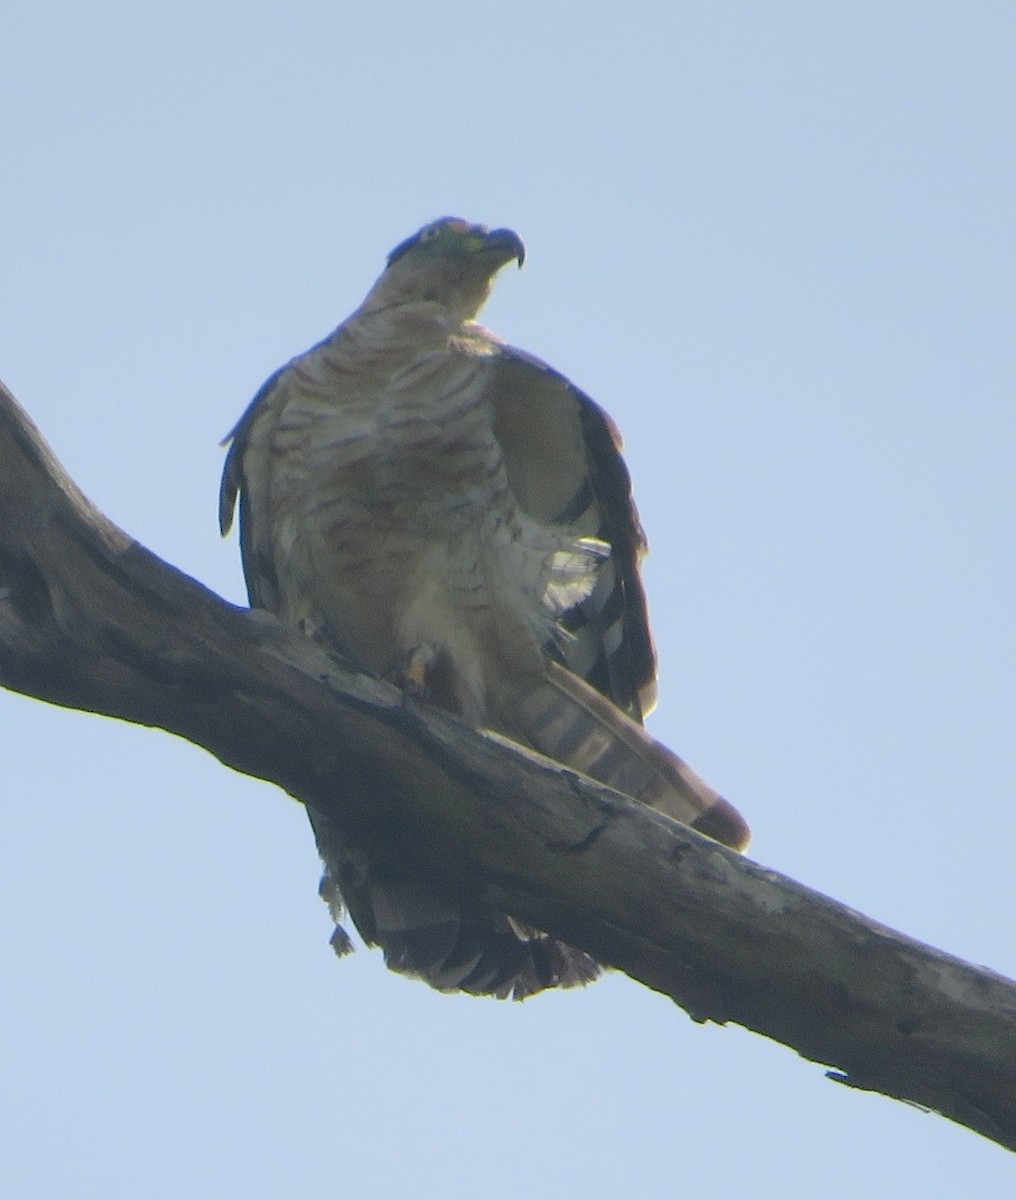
top-left (220, 217), bottom-right (749, 999)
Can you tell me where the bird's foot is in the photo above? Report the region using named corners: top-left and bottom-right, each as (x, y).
top-left (401, 644), bottom-right (437, 700)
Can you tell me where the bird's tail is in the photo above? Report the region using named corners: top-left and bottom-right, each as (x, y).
top-left (308, 808), bottom-right (600, 1000)
top-left (503, 660), bottom-right (750, 851)
top-left (306, 662), bottom-right (747, 1002)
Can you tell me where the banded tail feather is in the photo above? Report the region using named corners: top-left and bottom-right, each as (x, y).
top-left (508, 661), bottom-right (751, 852)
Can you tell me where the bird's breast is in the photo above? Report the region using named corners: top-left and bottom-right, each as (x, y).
top-left (298, 353), bottom-right (507, 528)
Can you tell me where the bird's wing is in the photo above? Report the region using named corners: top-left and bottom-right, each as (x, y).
top-left (487, 344), bottom-right (750, 852)
top-left (218, 365), bottom-right (289, 613)
top-left (488, 345), bottom-right (657, 720)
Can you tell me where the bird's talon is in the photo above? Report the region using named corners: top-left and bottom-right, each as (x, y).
top-left (402, 646), bottom-right (434, 699)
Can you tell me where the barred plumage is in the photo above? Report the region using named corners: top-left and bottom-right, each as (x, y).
top-left (220, 217), bottom-right (749, 999)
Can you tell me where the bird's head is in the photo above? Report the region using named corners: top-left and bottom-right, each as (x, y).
top-left (367, 217), bottom-right (525, 324)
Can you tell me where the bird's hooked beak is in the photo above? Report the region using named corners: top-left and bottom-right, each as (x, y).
top-left (463, 225), bottom-right (525, 271)
top-left (483, 227), bottom-right (526, 269)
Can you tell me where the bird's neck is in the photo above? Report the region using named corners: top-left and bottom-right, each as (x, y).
top-left (328, 295), bottom-right (465, 367)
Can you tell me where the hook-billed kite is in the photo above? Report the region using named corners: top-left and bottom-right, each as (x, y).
top-left (220, 217), bottom-right (749, 998)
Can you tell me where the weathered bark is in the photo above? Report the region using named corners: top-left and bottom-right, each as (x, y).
top-left (1, 378), bottom-right (1014, 1152)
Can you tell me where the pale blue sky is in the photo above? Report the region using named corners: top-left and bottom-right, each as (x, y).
top-left (2, 3), bottom-right (1014, 1196)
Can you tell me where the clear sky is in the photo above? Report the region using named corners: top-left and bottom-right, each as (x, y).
top-left (3, 3), bottom-right (1014, 1196)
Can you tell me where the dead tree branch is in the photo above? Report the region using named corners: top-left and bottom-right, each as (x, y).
top-left (1, 379), bottom-right (1014, 1152)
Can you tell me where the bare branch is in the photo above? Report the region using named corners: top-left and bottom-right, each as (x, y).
top-left (2, 379), bottom-right (1014, 1152)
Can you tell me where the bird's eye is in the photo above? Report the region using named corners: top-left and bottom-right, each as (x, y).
top-left (420, 226), bottom-right (441, 241)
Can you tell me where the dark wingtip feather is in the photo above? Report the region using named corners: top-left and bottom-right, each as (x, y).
top-left (218, 440), bottom-right (241, 535)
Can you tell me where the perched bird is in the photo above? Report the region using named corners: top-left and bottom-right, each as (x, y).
top-left (220, 217), bottom-right (749, 999)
